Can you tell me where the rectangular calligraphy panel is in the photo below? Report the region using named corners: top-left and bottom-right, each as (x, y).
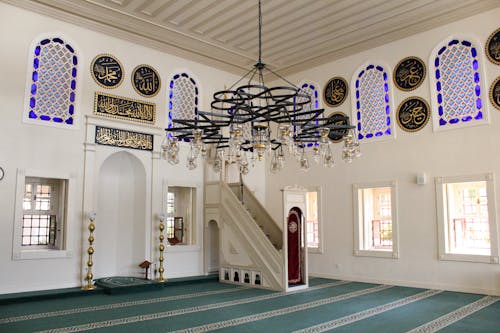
top-left (95, 126), bottom-right (153, 151)
top-left (94, 92), bottom-right (156, 124)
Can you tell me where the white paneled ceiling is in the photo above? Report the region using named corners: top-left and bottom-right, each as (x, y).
top-left (6, 0), bottom-right (500, 76)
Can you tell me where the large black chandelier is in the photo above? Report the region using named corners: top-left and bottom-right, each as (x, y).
top-left (162, 0), bottom-right (360, 174)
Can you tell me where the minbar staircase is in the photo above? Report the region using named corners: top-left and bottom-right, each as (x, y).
top-left (228, 183), bottom-right (283, 251)
top-left (204, 181), bottom-right (285, 291)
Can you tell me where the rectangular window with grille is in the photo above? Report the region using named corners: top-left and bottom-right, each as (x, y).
top-left (306, 191), bottom-right (319, 249)
top-left (166, 186), bottom-right (196, 245)
top-left (445, 181), bottom-right (490, 255)
top-left (22, 177), bottom-right (66, 249)
top-left (353, 181), bottom-right (399, 258)
top-left (436, 174), bottom-right (499, 263)
top-left (167, 192), bottom-right (175, 239)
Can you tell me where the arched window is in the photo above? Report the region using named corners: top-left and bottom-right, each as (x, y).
top-left (298, 82), bottom-right (319, 111)
top-left (168, 72), bottom-right (199, 134)
top-left (296, 82), bottom-right (320, 146)
top-left (25, 35), bottom-right (78, 127)
top-left (430, 37), bottom-right (487, 130)
top-left (353, 64), bottom-right (393, 141)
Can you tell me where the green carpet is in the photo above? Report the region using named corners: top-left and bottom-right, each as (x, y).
top-left (0, 277), bottom-right (497, 333)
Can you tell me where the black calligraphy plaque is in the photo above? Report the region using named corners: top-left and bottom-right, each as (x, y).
top-left (327, 112), bottom-right (350, 142)
top-left (397, 97), bottom-right (430, 132)
top-left (393, 57), bottom-right (426, 91)
top-left (132, 65), bottom-right (161, 97)
top-left (94, 92), bottom-right (156, 124)
top-left (323, 77), bottom-right (348, 107)
top-left (486, 27), bottom-right (500, 65)
top-left (91, 54), bottom-right (124, 88)
top-left (95, 126), bottom-right (153, 151)
top-left (490, 76), bottom-right (500, 111)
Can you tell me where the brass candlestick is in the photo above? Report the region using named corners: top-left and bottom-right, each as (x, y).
top-left (157, 214), bottom-right (166, 282)
top-left (82, 213), bottom-right (97, 290)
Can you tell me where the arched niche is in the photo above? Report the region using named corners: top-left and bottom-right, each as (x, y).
top-left (94, 151), bottom-right (147, 278)
top-left (206, 219), bottom-right (220, 273)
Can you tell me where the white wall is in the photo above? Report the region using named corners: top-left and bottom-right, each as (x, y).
top-left (0, 2), bottom-right (266, 293)
top-left (266, 7), bottom-right (500, 295)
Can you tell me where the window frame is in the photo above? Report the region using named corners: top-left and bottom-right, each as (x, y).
top-left (23, 32), bottom-right (80, 129)
top-left (13, 169), bottom-right (74, 260)
top-left (167, 69), bottom-right (200, 131)
top-left (161, 179), bottom-right (201, 251)
top-left (353, 180), bottom-right (399, 259)
top-left (22, 177), bottom-right (63, 248)
top-left (429, 35), bottom-right (489, 132)
top-left (435, 173), bottom-right (499, 264)
top-left (351, 61), bottom-right (395, 144)
top-left (306, 187), bottom-right (323, 254)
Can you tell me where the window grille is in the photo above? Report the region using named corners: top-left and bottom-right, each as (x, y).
top-left (27, 36), bottom-right (78, 126)
top-left (354, 64), bottom-right (392, 140)
top-left (168, 73), bottom-right (199, 132)
top-left (431, 38), bottom-right (484, 128)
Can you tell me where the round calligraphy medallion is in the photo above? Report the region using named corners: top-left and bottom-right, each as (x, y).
top-left (396, 97), bottom-right (430, 132)
top-left (132, 65), bottom-right (161, 97)
top-left (393, 57), bottom-right (426, 91)
top-left (91, 54), bottom-right (124, 88)
top-left (327, 112), bottom-right (350, 142)
top-left (288, 221), bottom-right (298, 233)
top-left (490, 76), bottom-right (500, 111)
top-left (486, 27), bottom-right (500, 65)
top-left (323, 77), bottom-right (348, 107)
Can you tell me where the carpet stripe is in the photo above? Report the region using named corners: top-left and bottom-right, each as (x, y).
top-left (0, 286), bottom-right (248, 324)
top-left (33, 281), bottom-right (350, 333)
top-left (405, 295), bottom-right (499, 333)
top-left (168, 285), bottom-right (393, 333)
top-left (292, 289), bottom-right (442, 333)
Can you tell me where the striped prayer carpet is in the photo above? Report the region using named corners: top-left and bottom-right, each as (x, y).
top-left (0, 278), bottom-right (498, 333)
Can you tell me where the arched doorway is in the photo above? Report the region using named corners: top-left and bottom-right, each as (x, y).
top-left (207, 220), bottom-right (219, 273)
top-left (288, 207), bottom-right (303, 286)
top-left (94, 151), bottom-right (147, 278)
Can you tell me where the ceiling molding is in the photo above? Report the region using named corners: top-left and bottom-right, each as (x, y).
top-left (3, 0), bottom-right (499, 78)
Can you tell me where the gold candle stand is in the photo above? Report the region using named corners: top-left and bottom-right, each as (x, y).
top-left (82, 213), bottom-right (97, 290)
top-left (157, 214), bottom-right (166, 282)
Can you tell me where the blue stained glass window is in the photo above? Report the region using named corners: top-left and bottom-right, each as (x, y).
top-left (26, 35), bottom-right (78, 126)
top-left (296, 82), bottom-right (320, 134)
top-left (355, 63), bottom-right (392, 141)
top-left (432, 37), bottom-right (483, 128)
top-left (168, 72), bottom-right (199, 134)
top-left (298, 83), bottom-right (319, 113)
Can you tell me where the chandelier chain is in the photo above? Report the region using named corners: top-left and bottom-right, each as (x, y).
top-left (258, 0), bottom-right (262, 65)
top-left (161, 0), bottom-right (361, 173)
